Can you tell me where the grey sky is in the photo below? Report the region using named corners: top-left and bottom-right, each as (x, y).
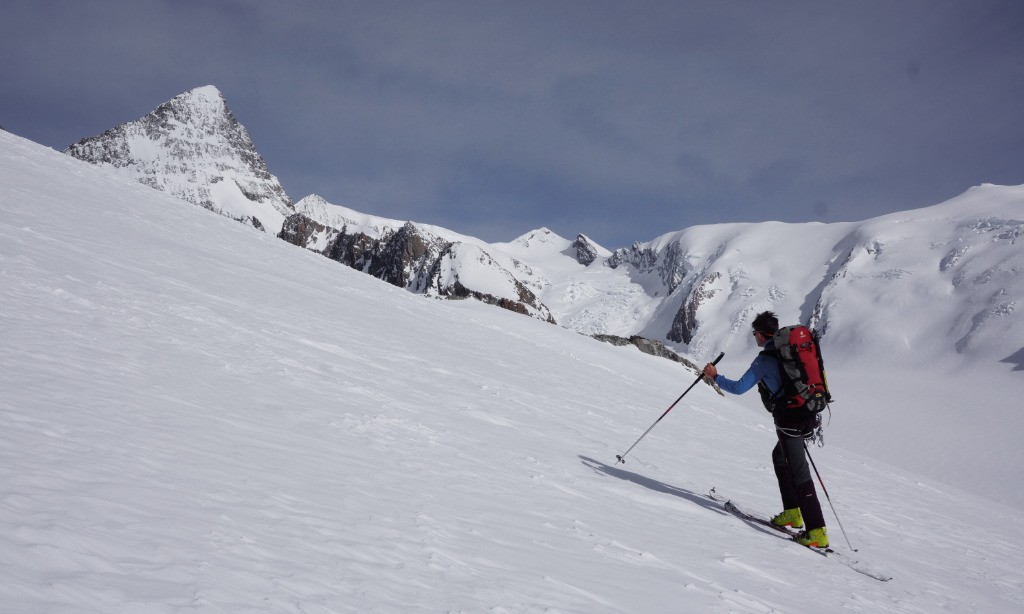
top-left (3, 0), bottom-right (1022, 248)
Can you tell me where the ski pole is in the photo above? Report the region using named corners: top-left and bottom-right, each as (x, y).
top-left (803, 441), bottom-right (856, 552)
top-left (616, 352), bottom-right (724, 464)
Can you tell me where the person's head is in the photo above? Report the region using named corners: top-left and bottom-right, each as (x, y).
top-left (751, 311), bottom-right (779, 346)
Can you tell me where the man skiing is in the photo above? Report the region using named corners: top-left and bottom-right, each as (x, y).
top-left (702, 311), bottom-right (829, 548)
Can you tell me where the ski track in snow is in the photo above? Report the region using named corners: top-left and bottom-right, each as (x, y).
top-left (2, 130), bottom-right (1024, 612)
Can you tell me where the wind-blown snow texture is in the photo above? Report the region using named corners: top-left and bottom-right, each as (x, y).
top-left (3, 129), bottom-right (1024, 612)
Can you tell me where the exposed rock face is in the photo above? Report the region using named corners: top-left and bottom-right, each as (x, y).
top-left (369, 222), bottom-right (440, 291)
top-left (64, 86), bottom-right (292, 233)
top-left (668, 272), bottom-right (723, 344)
top-left (608, 240), bottom-right (690, 294)
top-left (279, 213), bottom-right (555, 323)
top-left (608, 242), bottom-right (659, 271)
top-left (571, 234), bottom-right (600, 266)
top-left (592, 334), bottom-right (695, 368)
top-left (278, 212), bottom-right (336, 250)
top-left (426, 242), bottom-right (555, 323)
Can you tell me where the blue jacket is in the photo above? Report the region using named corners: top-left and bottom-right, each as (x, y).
top-left (714, 341), bottom-right (819, 430)
top-left (714, 344), bottom-right (783, 397)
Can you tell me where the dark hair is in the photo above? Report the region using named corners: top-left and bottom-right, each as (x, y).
top-left (752, 311), bottom-right (779, 335)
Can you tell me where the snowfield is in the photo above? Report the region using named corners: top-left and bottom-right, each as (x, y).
top-left (2, 130), bottom-right (1023, 612)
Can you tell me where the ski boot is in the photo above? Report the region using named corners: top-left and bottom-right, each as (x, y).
top-left (796, 527), bottom-right (829, 548)
top-left (771, 507), bottom-right (804, 529)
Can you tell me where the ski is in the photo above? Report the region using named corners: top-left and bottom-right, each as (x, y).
top-left (707, 488), bottom-right (893, 582)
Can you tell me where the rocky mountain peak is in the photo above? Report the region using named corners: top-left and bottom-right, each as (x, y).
top-left (64, 85), bottom-right (292, 233)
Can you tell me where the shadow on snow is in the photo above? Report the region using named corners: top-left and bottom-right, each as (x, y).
top-left (578, 455), bottom-right (729, 518)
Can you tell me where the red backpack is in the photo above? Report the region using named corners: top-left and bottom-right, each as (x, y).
top-left (761, 325), bottom-right (832, 414)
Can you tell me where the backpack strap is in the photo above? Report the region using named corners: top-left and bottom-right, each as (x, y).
top-left (756, 348), bottom-right (783, 412)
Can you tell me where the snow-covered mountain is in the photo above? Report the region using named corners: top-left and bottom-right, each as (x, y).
top-left (49, 86), bottom-right (1022, 511)
top-left (283, 194), bottom-right (554, 323)
top-left (64, 85), bottom-right (293, 233)
top-left (557, 187), bottom-right (1024, 369)
top-left (285, 187), bottom-right (1024, 375)
top-left (57, 85), bottom-right (1023, 374)
top-left (60, 87), bottom-right (557, 322)
top-left (488, 190), bottom-right (1023, 374)
top-left (4, 127), bottom-right (1024, 613)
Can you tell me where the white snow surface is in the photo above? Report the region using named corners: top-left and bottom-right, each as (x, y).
top-left (494, 196), bottom-right (1024, 515)
top-left (294, 194), bottom-right (483, 245)
top-left (495, 229), bottom-right (663, 337)
top-left (3, 130), bottom-right (1024, 612)
top-left (430, 243), bottom-right (525, 304)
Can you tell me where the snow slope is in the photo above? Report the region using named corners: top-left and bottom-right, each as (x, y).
top-left (3, 130), bottom-right (1024, 612)
top-left (499, 204), bottom-right (1024, 512)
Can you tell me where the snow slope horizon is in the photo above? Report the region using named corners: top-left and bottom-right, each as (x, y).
top-left (3, 130), bottom-right (1024, 611)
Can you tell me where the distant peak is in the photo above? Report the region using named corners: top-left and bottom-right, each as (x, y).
top-left (179, 85), bottom-right (223, 102)
top-left (123, 84), bottom-right (240, 139)
top-left (167, 85), bottom-right (226, 112)
top-left (296, 194), bottom-right (329, 206)
top-left (514, 227), bottom-right (565, 245)
top-left (190, 84), bottom-right (222, 97)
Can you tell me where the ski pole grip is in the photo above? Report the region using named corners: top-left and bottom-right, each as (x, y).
top-left (711, 352), bottom-right (725, 365)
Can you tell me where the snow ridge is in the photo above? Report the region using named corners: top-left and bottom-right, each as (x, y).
top-left (283, 197), bottom-right (554, 322)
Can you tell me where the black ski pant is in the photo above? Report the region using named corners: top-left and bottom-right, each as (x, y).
top-left (772, 426), bottom-right (826, 531)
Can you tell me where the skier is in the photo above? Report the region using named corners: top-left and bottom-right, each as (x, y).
top-left (702, 311), bottom-right (829, 548)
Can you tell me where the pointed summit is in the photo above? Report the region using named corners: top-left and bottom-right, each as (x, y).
top-left (183, 84), bottom-right (224, 104)
top-left (513, 227), bottom-right (564, 247)
top-left (65, 85), bottom-right (292, 233)
top-left (156, 85), bottom-right (230, 129)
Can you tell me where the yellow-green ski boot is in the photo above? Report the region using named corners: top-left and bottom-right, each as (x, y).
top-left (796, 527), bottom-right (829, 548)
top-left (771, 507), bottom-right (804, 529)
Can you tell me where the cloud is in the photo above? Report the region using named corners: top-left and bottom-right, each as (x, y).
top-left (2, 0), bottom-right (1022, 247)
